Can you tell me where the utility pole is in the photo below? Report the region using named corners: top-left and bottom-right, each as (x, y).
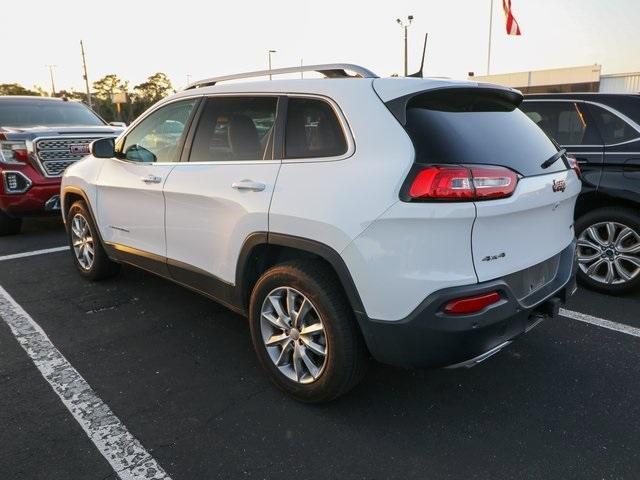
top-left (300, 58), bottom-right (304, 79)
top-left (80, 41), bottom-right (92, 108)
top-left (186, 74), bottom-right (192, 88)
top-left (486, 0), bottom-right (494, 75)
top-left (396, 15), bottom-right (414, 76)
top-left (45, 64), bottom-right (57, 96)
top-left (268, 50), bottom-right (276, 80)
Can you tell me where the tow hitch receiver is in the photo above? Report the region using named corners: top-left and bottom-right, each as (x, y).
top-left (534, 296), bottom-right (562, 319)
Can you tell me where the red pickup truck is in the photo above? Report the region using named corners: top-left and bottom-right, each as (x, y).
top-left (0, 96), bottom-right (122, 235)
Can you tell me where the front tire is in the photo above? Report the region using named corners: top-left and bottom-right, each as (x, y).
top-left (67, 200), bottom-right (120, 280)
top-left (249, 261), bottom-right (367, 403)
top-left (0, 210), bottom-right (22, 236)
top-left (575, 207), bottom-right (640, 294)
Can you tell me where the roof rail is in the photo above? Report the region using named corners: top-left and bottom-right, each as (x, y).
top-left (184, 63), bottom-right (378, 90)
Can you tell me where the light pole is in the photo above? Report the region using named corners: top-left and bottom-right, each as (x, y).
top-left (396, 15), bottom-right (414, 77)
top-left (80, 41), bottom-right (92, 108)
top-left (267, 50), bottom-right (276, 80)
top-left (45, 64), bottom-right (57, 96)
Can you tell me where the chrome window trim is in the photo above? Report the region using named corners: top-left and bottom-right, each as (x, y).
top-left (116, 96), bottom-right (203, 165)
top-left (1, 170), bottom-right (32, 194)
top-left (185, 91), bottom-right (355, 164)
top-left (560, 144), bottom-right (602, 148)
top-left (282, 93), bottom-right (355, 164)
top-left (522, 98), bottom-right (640, 146)
top-left (186, 92), bottom-right (281, 165)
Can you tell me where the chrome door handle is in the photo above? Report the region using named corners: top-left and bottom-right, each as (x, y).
top-left (232, 180), bottom-right (266, 192)
top-left (141, 174), bottom-right (162, 184)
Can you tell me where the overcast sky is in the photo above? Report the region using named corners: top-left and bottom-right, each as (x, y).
top-left (3, 0), bottom-right (639, 92)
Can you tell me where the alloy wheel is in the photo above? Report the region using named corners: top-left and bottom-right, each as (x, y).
top-left (70, 213), bottom-right (95, 271)
top-left (260, 287), bottom-right (328, 384)
top-left (577, 221), bottom-right (640, 285)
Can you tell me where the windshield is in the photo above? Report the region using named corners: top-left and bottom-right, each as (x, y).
top-left (402, 90), bottom-right (565, 177)
top-left (0, 100), bottom-right (105, 127)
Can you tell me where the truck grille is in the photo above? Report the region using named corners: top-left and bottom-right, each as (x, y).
top-left (33, 137), bottom-right (103, 177)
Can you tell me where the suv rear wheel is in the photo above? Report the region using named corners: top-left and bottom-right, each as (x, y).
top-left (67, 200), bottom-right (120, 280)
top-left (576, 207), bottom-right (640, 294)
top-left (249, 260), bottom-right (367, 403)
top-left (0, 210), bottom-right (22, 236)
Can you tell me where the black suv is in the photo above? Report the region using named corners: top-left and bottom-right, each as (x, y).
top-left (521, 93), bottom-right (640, 294)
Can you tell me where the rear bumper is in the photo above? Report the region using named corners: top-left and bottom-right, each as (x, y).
top-left (357, 240), bottom-right (577, 368)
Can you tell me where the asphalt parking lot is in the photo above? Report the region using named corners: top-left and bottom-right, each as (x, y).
top-left (1, 218), bottom-right (639, 480)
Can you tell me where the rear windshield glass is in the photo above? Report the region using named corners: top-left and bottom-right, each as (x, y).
top-left (403, 91), bottom-right (565, 177)
top-left (0, 100), bottom-right (104, 127)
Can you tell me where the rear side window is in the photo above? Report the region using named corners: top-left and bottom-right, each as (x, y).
top-left (404, 91), bottom-right (564, 177)
top-left (520, 101), bottom-right (601, 145)
top-left (285, 98), bottom-right (347, 159)
top-left (189, 97), bottom-right (277, 162)
top-left (587, 104), bottom-right (639, 145)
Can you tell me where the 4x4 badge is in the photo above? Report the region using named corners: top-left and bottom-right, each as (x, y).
top-left (552, 179), bottom-right (566, 192)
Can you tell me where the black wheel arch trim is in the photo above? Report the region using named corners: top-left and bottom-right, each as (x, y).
top-left (236, 232), bottom-right (367, 318)
top-left (61, 187), bottom-right (108, 248)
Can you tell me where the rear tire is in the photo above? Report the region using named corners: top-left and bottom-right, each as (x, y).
top-left (249, 260), bottom-right (367, 403)
top-left (0, 210), bottom-right (22, 236)
top-left (575, 207), bottom-right (640, 294)
top-left (67, 200), bottom-right (120, 281)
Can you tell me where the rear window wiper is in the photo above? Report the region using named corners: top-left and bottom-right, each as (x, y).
top-left (540, 148), bottom-right (567, 169)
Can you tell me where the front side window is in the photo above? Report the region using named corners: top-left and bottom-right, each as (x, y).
top-left (588, 104), bottom-right (639, 145)
top-left (285, 98), bottom-right (347, 159)
top-left (122, 99), bottom-right (197, 163)
top-left (520, 101), bottom-right (601, 146)
top-left (189, 97), bottom-right (277, 162)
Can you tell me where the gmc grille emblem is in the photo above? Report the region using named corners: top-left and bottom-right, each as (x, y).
top-left (552, 179), bottom-right (566, 193)
top-left (69, 144), bottom-right (90, 155)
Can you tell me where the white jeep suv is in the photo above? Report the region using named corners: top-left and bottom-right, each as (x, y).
top-left (61, 64), bottom-right (580, 402)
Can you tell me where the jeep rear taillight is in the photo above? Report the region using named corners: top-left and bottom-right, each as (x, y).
top-left (406, 165), bottom-right (518, 201)
top-left (0, 139), bottom-right (28, 164)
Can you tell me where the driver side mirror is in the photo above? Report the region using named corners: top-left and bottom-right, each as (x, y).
top-left (90, 137), bottom-right (115, 158)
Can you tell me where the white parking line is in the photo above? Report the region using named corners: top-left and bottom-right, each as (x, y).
top-left (0, 286), bottom-right (172, 480)
top-left (560, 308), bottom-right (640, 338)
top-left (0, 246), bottom-right (69, 262)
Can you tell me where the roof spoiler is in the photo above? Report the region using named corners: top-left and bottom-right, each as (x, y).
top-left (384, 85), bottom-right (524, 125)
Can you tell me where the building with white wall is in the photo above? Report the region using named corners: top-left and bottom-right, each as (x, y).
top-left (469, 65), bottom-right (640, 94)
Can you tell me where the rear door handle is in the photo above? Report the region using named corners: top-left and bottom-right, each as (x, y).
top-left (232, 180), bottom-right (266, 192)
top-left (141, 174), bottom-right (162, 184)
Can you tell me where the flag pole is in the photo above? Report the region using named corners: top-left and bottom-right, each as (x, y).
top-left (486, 0), bottom-right (494, 75)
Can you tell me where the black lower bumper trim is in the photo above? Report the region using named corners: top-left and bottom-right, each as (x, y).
top-left (357, 241), bottom-right (577, 368)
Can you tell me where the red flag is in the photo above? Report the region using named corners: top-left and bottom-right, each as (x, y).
top-left (502, 0), bottom-right (522, 35)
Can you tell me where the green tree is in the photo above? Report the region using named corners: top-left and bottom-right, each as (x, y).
top-left (91, 74), bottom-right (129, 122)
top-left (0, 83), bottom-right (42, 96)
top-left (133, 72), bottom-right (174, 105)
top-left (92, 74), bottom-right (128, 101)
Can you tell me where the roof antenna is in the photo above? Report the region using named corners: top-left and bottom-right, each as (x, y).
top-left (408, 33), bottom-right (428, 78)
